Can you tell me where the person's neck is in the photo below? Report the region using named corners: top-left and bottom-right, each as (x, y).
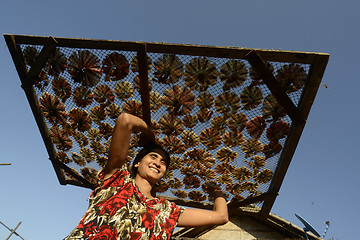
top-left (135, 175), bottom-right (155, 199)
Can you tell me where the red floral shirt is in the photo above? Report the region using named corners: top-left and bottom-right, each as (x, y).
top-left (65, 164), bottom-right (184, 240)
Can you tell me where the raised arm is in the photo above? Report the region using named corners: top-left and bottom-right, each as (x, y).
top-left (104, 113), bottom-right (154, 179)
top-left (177, 192), bottom-right (229, 227)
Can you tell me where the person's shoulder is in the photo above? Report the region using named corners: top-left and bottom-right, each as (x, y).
top-left (98, 163), bottom-right (131, 183)
top-left (156, 197), bottom-right (185, 210)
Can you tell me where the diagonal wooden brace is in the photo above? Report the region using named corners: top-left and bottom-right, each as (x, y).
top-left (50, 157), bottom-right (96, 189)
top-left (245, 50), bottom-right (305, 124)
top-left (22, 36), bottom-right (58, 89)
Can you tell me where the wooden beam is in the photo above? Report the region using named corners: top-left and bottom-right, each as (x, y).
top-left (161, 191), bottom-right (277, 211)
top-left (259, 54), bottom-right (329, 218)
top-left (4, 35), bottom-right (28, 82)
top-left (5, 34), bottom-right (326, 64)
top-left (22, 36), bottom-right (58, 88)
top-left (146, 43), bottom-right (320, 64)
top-left (137, 43), bottom-right (151, 125)
top-left (22, 85), bottom-right (68, 186)
top-left (245, 50), bottom-right (305, 125)
top-left (160, 195), bottom-right (215, 210)
top-left (5, 34), bottom-right (140, 52)
top-left (50, 157), bottom-right (96, 189)
top-left (260, 123), bottom-right (306, 218)
top-left (228, 191), bottom-right (278, 209)
top-left (4, 35), bottom-right (67, 186)
top-left (298, 54), bottom-right (330, 116)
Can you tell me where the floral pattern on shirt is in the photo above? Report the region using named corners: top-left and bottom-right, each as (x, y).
top-left (65, 164), bottom-right (184, 240)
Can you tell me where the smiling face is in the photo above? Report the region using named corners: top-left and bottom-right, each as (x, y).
top-left (134, 148), bottom-right (168, 185)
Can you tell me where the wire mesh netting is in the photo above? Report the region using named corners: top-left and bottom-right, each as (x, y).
top-left (19, 42), bottom-right (311, 206)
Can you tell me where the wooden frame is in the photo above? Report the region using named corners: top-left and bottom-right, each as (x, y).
top-left (4, 34), bottom-right (329, 220)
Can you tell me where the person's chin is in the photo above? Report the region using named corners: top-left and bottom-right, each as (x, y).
top-left (146, 173), bottom-right (161, 183)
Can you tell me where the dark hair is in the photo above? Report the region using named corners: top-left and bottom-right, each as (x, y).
top-left (131, 143), bottom-right (171, 177)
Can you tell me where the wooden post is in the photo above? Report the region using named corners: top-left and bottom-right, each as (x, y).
top-left (137, 43), bottom-right (151, 126)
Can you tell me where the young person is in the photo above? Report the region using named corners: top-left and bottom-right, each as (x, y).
top-left (65, 113), bottom-right (228, 239)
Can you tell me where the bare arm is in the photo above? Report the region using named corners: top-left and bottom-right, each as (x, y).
top-left (103, 113), bottom-right (154, 179)
top-left (177, 193), bottom-right (228, 227)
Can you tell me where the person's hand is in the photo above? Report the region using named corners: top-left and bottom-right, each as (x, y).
top-left (202, 181), bottom-right (227, 201)
top-left (138, 127), bottom-right (155, 146)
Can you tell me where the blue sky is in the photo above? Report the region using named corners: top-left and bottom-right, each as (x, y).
top-left (0, 1), bottom-right (359, 239)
